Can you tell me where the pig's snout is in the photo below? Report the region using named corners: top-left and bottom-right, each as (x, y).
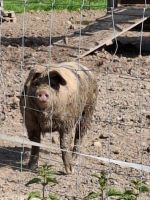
top-left (36, 90), bottom-right (49, 103)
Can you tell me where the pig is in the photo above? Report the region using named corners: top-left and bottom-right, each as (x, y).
top-left (20, 62), bottom-right (97, 174)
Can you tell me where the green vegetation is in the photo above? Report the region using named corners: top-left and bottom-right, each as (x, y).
top-left (25, 166), bottom-right (150, 200)
top-left (4, 0), bottom-right (106, 13)
top-left (108, 178), bottom-right (150, 200)
top-left (25, 164), bottom-right (59, 200)
top-left (83, 172), bottom-right (150, 200)
top-left (83, 171), bottom-right (111, 200)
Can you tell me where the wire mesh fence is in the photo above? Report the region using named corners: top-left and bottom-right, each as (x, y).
top-left (0, 0), bottom-right (150, 199)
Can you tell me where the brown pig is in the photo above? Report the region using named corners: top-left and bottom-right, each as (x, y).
top-left (20, 62), bottom-right (97, 174)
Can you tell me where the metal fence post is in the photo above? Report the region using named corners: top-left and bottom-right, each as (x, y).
top-left (0, 0), bottom-right (3, 10)
top-left (107, 0), bottom-right (118, 12)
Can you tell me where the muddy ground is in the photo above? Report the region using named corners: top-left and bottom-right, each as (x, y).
top-left (0, 10), bottom-right (150, 200)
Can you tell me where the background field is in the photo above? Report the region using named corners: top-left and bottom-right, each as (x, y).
top-left (0, 1), bottom-right (150, 200)
top-left (4, 0), bottom-right (107, 12)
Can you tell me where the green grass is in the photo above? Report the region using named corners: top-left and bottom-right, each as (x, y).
top-left (4, 0), bottom-right (107, 13)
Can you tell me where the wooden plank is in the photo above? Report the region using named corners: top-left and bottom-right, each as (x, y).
top-left (96, 8), bottom-right (127, 21)
top-left (77, 16), bottom-right (149, 59)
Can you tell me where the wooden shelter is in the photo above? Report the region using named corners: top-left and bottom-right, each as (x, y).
top-left (107, 0), bottom-right (150, 11)
top-left (53, 6), bottom-right (150, 59)
top-left (119, 0), bottom-right (150, 4)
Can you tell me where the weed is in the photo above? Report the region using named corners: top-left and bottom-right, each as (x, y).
top-left (25, 164), bottom-right (59, 200)
top-left (83, 172), bottom-right (150, 200)
top-left (83, 171), bottom-right (111, 200)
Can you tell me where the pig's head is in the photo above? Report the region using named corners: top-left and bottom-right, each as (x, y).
top-left (25, 68), bottom-right (67, 110)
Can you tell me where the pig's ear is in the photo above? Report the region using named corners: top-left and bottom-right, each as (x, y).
top-left (29, 66), bottom-right (45, 82)
top-left (23, 70), bottom-right (41, 91)
top-left (49, 70), bottom-right (67, 89)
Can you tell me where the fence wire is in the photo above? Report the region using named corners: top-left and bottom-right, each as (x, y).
top-left (0, 1), bottom-right (150, 200)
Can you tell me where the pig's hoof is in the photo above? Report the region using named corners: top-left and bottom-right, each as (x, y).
top-left (65, 164), bottom-right (74, 175)
top-left (28, 160), bottom-right (38, 171)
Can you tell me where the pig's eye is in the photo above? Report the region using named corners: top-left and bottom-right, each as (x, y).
top-left (32, 81), bottom-right (39, 86)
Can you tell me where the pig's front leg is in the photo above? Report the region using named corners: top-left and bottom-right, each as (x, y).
top-left (28, 129), bottom-right (41, 170)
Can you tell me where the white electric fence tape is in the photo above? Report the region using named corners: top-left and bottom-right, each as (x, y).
top-left (0, 133), bottom-right (150, 172)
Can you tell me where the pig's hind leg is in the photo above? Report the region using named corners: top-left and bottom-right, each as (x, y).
top-left (59, 124), bottom-right (75, 174)
top-left (73, 104), bottom-right (94, 159)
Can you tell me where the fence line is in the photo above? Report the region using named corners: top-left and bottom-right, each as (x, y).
top-left (0, 1), bottom-right (150, 199)
top-left (0, 133), bottom-right (150, 173)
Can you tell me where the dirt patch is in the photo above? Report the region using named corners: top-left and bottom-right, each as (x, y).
top-left (0, 10), bottom-right (150, 199)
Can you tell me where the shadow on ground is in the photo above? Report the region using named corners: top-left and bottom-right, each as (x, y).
top-left (0, 146), bottom-right (30, 171)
